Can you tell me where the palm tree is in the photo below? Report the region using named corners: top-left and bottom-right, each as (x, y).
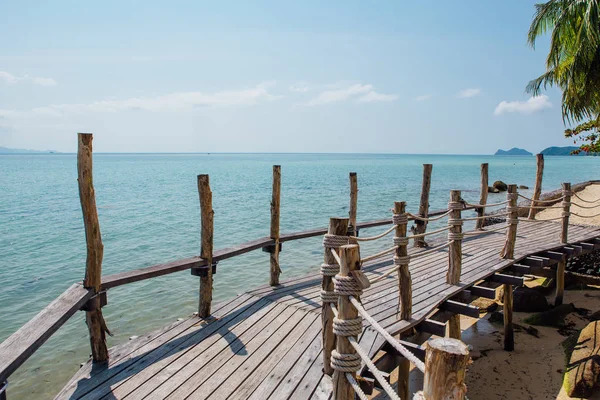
top-left (526, 0), bottom-right (600, 123)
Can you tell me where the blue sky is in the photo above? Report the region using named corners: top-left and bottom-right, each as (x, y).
top-left (0, 0), bottom-right (573, 154)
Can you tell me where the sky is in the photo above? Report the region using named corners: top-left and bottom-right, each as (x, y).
top-left (0, 0), bottom-right (576, 154)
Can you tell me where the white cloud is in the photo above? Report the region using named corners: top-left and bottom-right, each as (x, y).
top-left (306, 84), bottom-right (397, 106)
top-left (414, 94), bottom-right (432, 102)
top-left (357, 91), bottom-right (398, 103)
top-left (457, 88), bottom-right (481, 98)
top-left (494, 95), bottom-right (552, 116)
top-left (0, 71), bottom-right (57, 86)
top-left (0, 82), bottom-right (279, 120)
top-left (289, 83), bottom-right (309, 93)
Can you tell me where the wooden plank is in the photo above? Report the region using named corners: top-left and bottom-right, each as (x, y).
top-left (0, 284), bottom-right (93, 383)
top-left (416, 319), bottom-right (447, 336)
top-left (467, 285), bottom-right (496, 299)
top-left (510, 264), bottom-right (531, 274)
top-left (117, 301), bottom-right (284, 400)
top-left (439, 300), bottom-right (480, 318)
top-left (487, 273), bottom-right (524, 287)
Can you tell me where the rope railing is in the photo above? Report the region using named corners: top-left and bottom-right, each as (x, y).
top-left (572, 191), bottom-right (600, 204)
top-left (570, 211), bottom-right (600, 219)
top-left (464, 199), bottom-right (510, 208)
top-left (567, 201), bottom-right (600, 210)
top-left (518, 193), bottom-right (565, 203)
top-left (407, 210), bottom-right (451, 222)
top-left (349, 225), bottom-right (395, 242)
top-left (360, 245), bottom-right (398, 263)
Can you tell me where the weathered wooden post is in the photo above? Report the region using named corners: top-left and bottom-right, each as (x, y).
top-left (270, 165), bottom-right (282, 286)
top-left (413, 338), bottom-right (470, 400)
top-left (528, 154), bottom-right (544, 220)
top-left (447, 190), bottom-right (463, 340)
top-left (414, 164), bottom-right (432, 247)
top-left (77, 133), bottom-right (110, 362)
top-left (322, 218), bottom-right (349, 376)
top-left (393, 201), bottom-right (412, 399)
top-left (475, 163), bottom-right (488, 230)
top-left (331, 244), bottom-right (362, 400)
top-left (500, 184), bottom-right (518, 351)
top-left (198, 174), bottom-right (214, 318)
top-left (349, 173), bottom-right (358, 237)
top-left (555, 182), bottom-right (572, 306)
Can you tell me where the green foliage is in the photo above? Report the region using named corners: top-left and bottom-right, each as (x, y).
top-left (564, 117), bottom-right (600, 153)
top-left (527, 1), bottom-right (600, 124)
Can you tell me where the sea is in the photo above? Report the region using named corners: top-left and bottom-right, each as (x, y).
top-left (1, 153), bottom-right (598, 399)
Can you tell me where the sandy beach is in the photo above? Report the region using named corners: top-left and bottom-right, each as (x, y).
top-left (536, 183), bottom-right (600, 225)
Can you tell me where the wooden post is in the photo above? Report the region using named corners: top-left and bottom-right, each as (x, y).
top-left (447, 190), bottom-right (463, 340)
top-left (394, 201), bottom-right (412, 400)
top-left (198, 174), bottom-right (214, 318)
top-left (528, 154), bottom-right (544, 220)
top-left (348, 173), bottom-right (358, 237)
top-left (332, 244), bottom-right (361, 400)
top-left (322, 218), bottom-right (349, 376)
top-left (475, 163), bottom-right (488, 230)
top-left (501, 184), bottom-right (518, 351)
top-left (414, 338), bottom-right (470, 400)
top-left (270, 165), bottom-right (281, 286)
top-left (0, 380), bottom-right (6, 400)
top-left (501, 184), bottom-right (518, 260)
top-left (414, 164), bottom-right (432, 247)
top-left (77, 133), bottom-right (109, 363)
top-left (555, 182), bottom-right (571, 306)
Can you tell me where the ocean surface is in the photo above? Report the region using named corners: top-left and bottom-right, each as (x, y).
top-left (1, 153), bottom-right (598, 399)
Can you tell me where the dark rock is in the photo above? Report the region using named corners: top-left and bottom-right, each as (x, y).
top-left (493, 181), bottom-right (508, 191)
top-left (519, 185), bottom-right (529, 189)
top-left (513, 287), bottom-right (550, 312)
top-left (488, 311), bottom-right (504, 325)
top-left (589, 311), bottom-right (600, 321)
top-left (524, 304), bottom-right (576, 327)
top-left (488, 186), bottom-right (500, 194)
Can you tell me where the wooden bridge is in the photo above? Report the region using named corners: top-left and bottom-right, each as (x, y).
top-left (1, 135), bottom-right (600, 400)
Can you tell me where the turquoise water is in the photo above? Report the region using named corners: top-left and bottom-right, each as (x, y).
top-left (1, 153), bottom-right (598, 398)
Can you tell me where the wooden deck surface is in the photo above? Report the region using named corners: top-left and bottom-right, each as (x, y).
top-left (56, 221), bottom-right (600, 400)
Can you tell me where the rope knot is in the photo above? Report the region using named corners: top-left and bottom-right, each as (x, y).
top-left (393, 255), bottom-right (411, 265)
top-left (333, 317), bottom-right (363, 337)
top-left (320, 263), bottom-right (339, 276)
top-left (323, 234), bottom-right (349, 248)
top-left (507, 218), bottom-right (519, 225)
top-left (320, 290), bottom-right (337, 304)
top-left (561, 201), bottom-right (571, 208)
top-left (334, 275), bottom-right (363, 297)
top-left (562, 211), bottom-right (570, 217)
top-left (392, 213), bottom-right (408, 225)
top-left (448, 232), bottom-right (463, 241)
top-left (563, 190), bottom-right (573, 197)
top-left (506, 206), bottom-right (519, 213)
top-left (507, 192), bottom-right (518, 200)
top-left (393, 236), bottom-right (409, 246)
top-left (448, 201), bottom-right (464, 210)
top-left (448, 218), bottom-right (463, 226)
top-left (331, 350), bottom-right (361, 372)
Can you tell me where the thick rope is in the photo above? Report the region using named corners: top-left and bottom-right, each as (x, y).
top-left (348, 337), bottom-right (401, 400)
top-left (333, 317), bottom-right (363, 336)
top-left (521, 205), bottom-right (564, 210)
top-left (506, 192), bottom-right (518, 200)
top-left (320, 263), bottom-right (339, 276)
top-left (461, 212), bottom-right (509, 221)
top-left (448, 232), bottom-right (464, 240)
top-left (570, 211), bottom-right (600, 219)
top-left (345, 373), bottom-right (370, 400)
top-left (518, 193), bottom-right (565, 203)
top-left (321, 290), bottom-right (338, 303)
top-left (323, 234), bottom-right (349, 248)
top-left (448, 218), bottom-right (463, 226)
top-left (573, 191), bottom-right (600, 204)
top-left (393, 236), bottom-right (409, 246)
top-left (350, 225), bottom-right (396, 242)
top-left (407, 210), bottom-right (451, 222)
top-left (331, 249), bottom-right (342, 266)
top-left (334, 275), bottom-right (363, 297)
top-left (568, 201), bottom-right (600, 209)
top-left (349, 296), bottom-right (425, 372)
top-left (518, 216), bottom-right (564, 222)
top-left (448, 201), bottom-right (464, 210)
top-left (331, 350), bottom-right (361, 372)
top-left (392, 213), bottom-right (409, 225)
top-left (360, 245), bottom-right (398, 263)
top-left (393, 255), bottom-right (411, 265)
top-left (406, 225), bottom-right (452, 239)
top-left (465, 199), bottom-right (510, 208)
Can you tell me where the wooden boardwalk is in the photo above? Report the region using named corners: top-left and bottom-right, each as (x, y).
top-left (53, 220), bottom-right (600, 400)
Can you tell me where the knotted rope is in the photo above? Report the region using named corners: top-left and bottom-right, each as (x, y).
top-left (572, 191), bottom-right (600, 204)
top-left (465, 199), bottom-right (509, 208)
top-left (507, 192), bottom-right (518, 200)
top-left (333, 316), bottom-right (363, 336)
top-left (393, 236), bottom-right (409, 246)
top-left (392, 213), bottom-right (409, 225)
top-left (407, 210), bottom-right (451, 222)
top-left (334, 274), bottom-right (363, 297)
top-left (323, 234), bottom-right (349, 248)
top-left (448, 201), bottom-right (464, 210)
top-left (393, 255), bottom-right (411, 265)
top-left (518, 193), bottom-right (565, 203)
top-left (350, 225), bottom-right (395, 242)
top-left (331, 350), bottom-right (361, 372)
top-left (345, 373), bottom-right (370, 400)
top-left (448, 232), bottom-right (464, 241)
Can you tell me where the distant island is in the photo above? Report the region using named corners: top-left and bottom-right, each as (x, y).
top-left (494, 147), bottom-right (533, 156)
top-left (540, 146), bottom-right (589, 156)
top-left (0, 146), bottom-right (58, 154)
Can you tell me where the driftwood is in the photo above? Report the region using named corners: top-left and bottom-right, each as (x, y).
top-left (77, 133), bottom-right (110, 362)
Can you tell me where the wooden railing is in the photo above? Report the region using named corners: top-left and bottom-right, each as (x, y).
top-left (0, 135), bottom-right (596, 399)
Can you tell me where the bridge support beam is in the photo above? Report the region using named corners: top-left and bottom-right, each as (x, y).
top-left (555, 182), bottom-right (572, 306)
top-left (447, 190), bottom-right (463, 341)
top-left (501, 184), bottom-right (518, 352)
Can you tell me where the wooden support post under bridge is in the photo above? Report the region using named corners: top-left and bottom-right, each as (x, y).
top-left (555, 182), bottom-right (572, 306)
top-left (77, 133), bottom-right (110, 363)
top-left (447, 190), bottom-right (463, 340)
top-left (476, 163), bottom-right (488, 230)
top-left (501, 184), bottom-right (518, 351)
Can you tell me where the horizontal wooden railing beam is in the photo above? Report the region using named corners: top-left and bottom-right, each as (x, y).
top-left (0, 284), bottom-right (93, 383)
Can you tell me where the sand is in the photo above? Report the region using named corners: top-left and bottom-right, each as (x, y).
top-left (536, 183), bottom-right (600, 225)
